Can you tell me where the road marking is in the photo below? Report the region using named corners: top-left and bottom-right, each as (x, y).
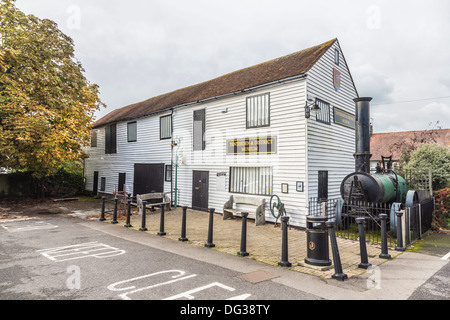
top-left (107, 270), bottom-right (252, 300)
top-left (2, 221), bottom-right (57, 232)
top-left (108, 270), bottom-right (197, 300)
top-left (37, 241), bottom-right (125, 262)
top-left (441, 251), bottom-right (450, 261)
top-left (164, 282), bottom-right (235, 300)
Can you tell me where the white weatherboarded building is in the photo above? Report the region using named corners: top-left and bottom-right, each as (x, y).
top-left (85, 38), bottom-right (359, 227)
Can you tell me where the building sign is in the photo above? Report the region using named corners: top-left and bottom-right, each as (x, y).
top-left (333, 68), bottom-right (341, 91)
top-left (333, 107), bottom-right (355, 129)
top-left (226, 136), bottom-right (277, 155)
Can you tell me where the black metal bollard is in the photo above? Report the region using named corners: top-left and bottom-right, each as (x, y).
top-left (326, 221), bottom-right (348, 281)
top-left (237, 212), bottom-right (249, 257)
top-left (179, 206), bottom-right (189, 242)
top-left (111, 198), bottom-right (118, 224)
top-left (278, 216), bottom-right (292, 267)
top-left (205, 208), bottom-right (215, 248)
top-left (99, 196), bottom-right (106, 221)
top-left (124, 199), bottom-right (132, 228)
top-left (356, 217), bottom-right (371, 269)
top-left (379, 214), bottom-right (391, 259)
top-left (139, 201), bottom-right (148, 231)
top-left (157, 204), bottom-right (166, 236)
top-left (395, 210), bottom-right (405, 251)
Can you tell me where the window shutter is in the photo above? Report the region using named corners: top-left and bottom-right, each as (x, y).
top-left (318, 171), bottom-right (328, 201)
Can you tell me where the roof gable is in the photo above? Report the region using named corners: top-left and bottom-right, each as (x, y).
top-left (93, 38), bottom-right (337, 128)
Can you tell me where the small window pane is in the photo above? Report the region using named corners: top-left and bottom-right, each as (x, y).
top-left (127, 122), bottom-right (137, 142)
top-left (229, 167), bottom-right (272, 196)
top-left (91, 130), bottom-right (97, 147)
top-left (160, 115), bottom-right (172, 140)
top-left (100, 177), bottom-right (106, 191)
top-left (315, 99), bottom-right (330, 124)
top-left (165, 165), bottom-right (172, 182)
top-left (246, 93), bottom-right (270, 128)
top-left (193, 110), bottom-right (205, 150)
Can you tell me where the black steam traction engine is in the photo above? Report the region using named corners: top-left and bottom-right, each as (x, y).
top-left (336, 98), bottom-right (420, 235)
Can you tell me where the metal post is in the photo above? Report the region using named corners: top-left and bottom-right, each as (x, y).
top-left (379, 214), bottom-right (391, 259)
top-left (326, 221), bottom-right (347, 281)
top-left (278, 216), bottom-right (291, 267)
top-left (157, 204), bottom-right (166, 236)
top-left (356, 217), bottom-right (371, 269)
top-left (111, 198), bottom-right (118, 224)
top-left (322, 201), bottom-right (327, 218)
top-left (139, 201), bottom-right (148, 231)
top-left (205, 208), bottom-right (215, 248)
top-left (125, 199), bottom-right (132, 228)
top-left (100, 196), bottom-right (106, 221)
top-left (179, 206), bottom-right (188, 242)
top-left (237, 212), bottom-right (249, 257)
top-left (395, 210), bottom-right (405, 251)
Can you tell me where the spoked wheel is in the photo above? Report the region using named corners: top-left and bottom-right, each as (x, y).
top-left (270, 194), bottom-right (288, 227)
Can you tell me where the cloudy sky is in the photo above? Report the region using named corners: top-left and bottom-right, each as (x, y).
top-left (15, 0), bottom-right (450, 133)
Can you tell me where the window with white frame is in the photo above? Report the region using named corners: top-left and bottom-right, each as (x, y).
top-left (127, 121), bottom-right (137, 142)
top-left (160, 115), bottom-right (172, 140)
top-left (246, 93), bottom-right (270, 128)
top-left (229, 166), bottom-right (273, 196)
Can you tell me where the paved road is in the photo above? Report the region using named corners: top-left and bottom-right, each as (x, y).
top-left (408, 232), bottom-right (450, 300)
top-left (1, 213), bottom-right (448, 306)
top-left (409, 262), bottom-right (450, 300)
top-left (0, 215), bottom-right (319, 302)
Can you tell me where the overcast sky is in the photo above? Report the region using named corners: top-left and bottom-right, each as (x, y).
top-left (15, 0), bottom-right (450, 133)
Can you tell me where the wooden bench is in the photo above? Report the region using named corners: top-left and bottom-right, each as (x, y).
top-left (223, 195), bottom-right (266, 226)
top-left (136, 192), bottom-right (171, 215)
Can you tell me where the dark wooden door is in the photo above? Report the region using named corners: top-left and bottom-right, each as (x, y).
top-left (118, 172), bottom-right (126, 192)
top-left (93, 171), bottom-right (99, 195)
top-left (318, 170), bottom-right (328, 201)
top-left (133, 163), bottom-right (165, 196)
top-left (192, 171), bottom-right (209, 211)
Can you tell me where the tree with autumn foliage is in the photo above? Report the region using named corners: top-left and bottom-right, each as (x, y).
top-left (0, 0), bottom-right (104, 178)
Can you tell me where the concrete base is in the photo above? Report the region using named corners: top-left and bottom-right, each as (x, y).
top-left (298, 261), bottom-right (334, 271)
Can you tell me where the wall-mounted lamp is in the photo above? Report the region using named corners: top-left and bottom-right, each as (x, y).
top-left (305, 99), bottom-right (321, 119)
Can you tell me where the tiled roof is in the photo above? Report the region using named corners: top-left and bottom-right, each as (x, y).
top-left (370, 128), bottom-right (450, 161)
top-left (93, 39), bottom-right (337, 128)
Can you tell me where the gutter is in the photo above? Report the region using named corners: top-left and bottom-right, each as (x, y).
top-left (93, 74), bottom-right (308, 128)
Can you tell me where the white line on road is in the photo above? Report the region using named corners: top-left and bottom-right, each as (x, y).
top-left (441, 251), bottom-right (450, 261)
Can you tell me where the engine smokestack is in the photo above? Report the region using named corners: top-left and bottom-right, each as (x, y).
top-left (353, 97), bottom-right (372, 173)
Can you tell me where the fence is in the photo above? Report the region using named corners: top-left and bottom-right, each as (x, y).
top-left (404, 198), bottom-right (434, 245)
top-left (308, 197), bottom-right (435, 247)
top-left (395, 167), bottom-right (433, 196)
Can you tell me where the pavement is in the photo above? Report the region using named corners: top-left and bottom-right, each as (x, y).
top-left (1, 197), bottom-right (448, 300)
top-left (103, 206), bottom-right (400, 279)
top-left (93, 203), bottom-right (449, 299)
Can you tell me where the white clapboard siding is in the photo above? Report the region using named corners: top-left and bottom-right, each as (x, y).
top-left (305, 40), bottom-right (358, 211)
top-left (171, 78), bottom-right (308, 226)
top-left (84, 40), bottom-right (359, 228)
top-left (84, 112), bottom-right (172, 196)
